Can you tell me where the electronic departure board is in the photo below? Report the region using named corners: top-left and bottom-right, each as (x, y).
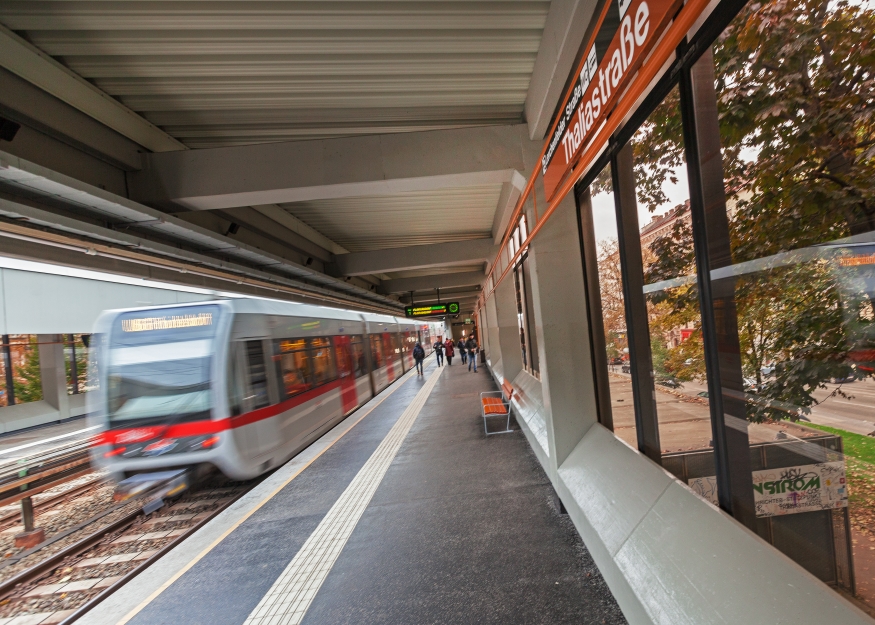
top-left (404, 302), bottom-right (459, 318)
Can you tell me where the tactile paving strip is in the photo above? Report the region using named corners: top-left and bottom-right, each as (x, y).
top-left (244, 367), bottom-right (444, 625)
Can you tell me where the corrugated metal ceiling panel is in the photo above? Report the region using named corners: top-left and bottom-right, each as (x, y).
top-left (0, 1), bottom-right (549, 148)
top-left (282, 185), bottom-right (500, 253)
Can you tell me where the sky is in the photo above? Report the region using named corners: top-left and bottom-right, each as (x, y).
top-left (589, 164), bottom-right (690, 244)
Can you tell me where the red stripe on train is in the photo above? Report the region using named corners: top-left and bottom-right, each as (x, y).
top-left (93, 377), bottom-right (353, 446)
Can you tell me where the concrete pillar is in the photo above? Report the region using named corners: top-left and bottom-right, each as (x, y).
top-left (37, 334), bottom-right (70, 420)
top-left (494, 275), bottom-right (523, 383)
top-left (526, 195), bottom-right (599, 469)
top-left (485, 293), bottom-right (502, 373)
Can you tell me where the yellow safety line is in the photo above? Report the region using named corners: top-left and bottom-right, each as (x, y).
top-left (117, 365), bottom-right (424, 625)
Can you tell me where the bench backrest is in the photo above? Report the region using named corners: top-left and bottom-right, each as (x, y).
top-left (501, 379), bottom-right (514, 401)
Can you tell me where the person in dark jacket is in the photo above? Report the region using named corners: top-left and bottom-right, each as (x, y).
top-left (444, 338), bottom-right (455, 365)
top-left (466, 336), bottom-right (478, 372)
top-left (458, 337), bottom-right (467, 365)
top-left (433, 339), bottom-right (444, 366)
top-left (412, 342), bottom-right (425, 376)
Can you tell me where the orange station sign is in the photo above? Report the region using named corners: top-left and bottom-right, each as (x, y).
top-left (541, 0), bottom-right (683, 200)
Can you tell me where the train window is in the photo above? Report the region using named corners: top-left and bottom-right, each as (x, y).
top-left (309, 337), bottom-right (336, 386)
top-left (349, 336), bottom-right (366, 377)
top-left (228, 343), bottom-right (245, 416)
top-left (244, 340), bottom-right (270, 410)
top-left (333, 337), bottom-right (353, 379)
top-left (370, 334), bottom-right (384, 368)
top-left (277, 339), bottom-right (313, 397)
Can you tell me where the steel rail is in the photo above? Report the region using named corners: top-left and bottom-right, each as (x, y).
top-left (58, 486), bottom-right (250, 625)
top-left (0, 477), bottom-right (104, 529)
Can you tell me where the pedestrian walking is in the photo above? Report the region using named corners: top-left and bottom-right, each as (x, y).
top-left (412, 342), bottom-right (425, 376)
top-left (433, 339), bottom-right (445, 366)
top-left (466, 335), bottom-right (478, 372)
top-left (444, 338), bottom-right (455, 365)
top-left (458, 337), bottom-right (467, 365)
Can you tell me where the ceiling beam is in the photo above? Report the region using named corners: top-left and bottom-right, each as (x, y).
top-left (0, 68), bottom-right (144, 171)
top-left (127, 124), bottom-right (542, 211)
top-left (334, 238), bottom-right (496, 277)
top-left (251, 204), bottom-right (348, 255)
top-left (0, 24), bottom-right (185, 154)
top-left (492, 172), bottom-right (527, 243)
top-left (524, 0), bottom-right (599, 141)
top-left (380, 271), bottom-right (484, 294)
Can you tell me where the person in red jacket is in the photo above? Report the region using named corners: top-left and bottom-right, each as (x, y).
top-left (444, 337), bottom-right (455, 365)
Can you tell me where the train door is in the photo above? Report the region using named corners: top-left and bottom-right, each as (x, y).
top-left (243, 339), bottom-right (280, 456)
top-left (332, 336), bottom-right (359, 415)
top-left (391, 332), bottom-right (405, 373)
top-left (402, 330), bottom-right (414, 370)
top-left (369, 333), bottom-right (386, 392)
top-left (348, 334), bottom-right (372, 403)
top-left (382, 333), bottom-right (395, 382)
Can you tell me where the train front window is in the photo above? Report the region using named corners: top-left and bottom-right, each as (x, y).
top-left (106, 305), bottom-right (220, 427)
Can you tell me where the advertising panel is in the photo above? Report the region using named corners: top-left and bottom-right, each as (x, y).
top-left (689, 461), bottom-right (848, 517)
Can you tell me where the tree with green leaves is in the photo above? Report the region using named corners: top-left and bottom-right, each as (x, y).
top-left (13, 337), bottom-right (42, 404)
top-left (627, 0), bottom-right (875, 421)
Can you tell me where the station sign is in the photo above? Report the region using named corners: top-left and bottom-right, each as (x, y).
top-left (405, 302), bottom-right (459, 318)
top-left (540, 0), bottom-right (682, 200)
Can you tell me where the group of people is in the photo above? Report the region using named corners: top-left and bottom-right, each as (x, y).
top-left (411, 334), bottom-right (478, 376)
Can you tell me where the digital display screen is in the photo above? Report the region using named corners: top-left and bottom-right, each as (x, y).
top-left (405, 302), bottom-right (459, 317)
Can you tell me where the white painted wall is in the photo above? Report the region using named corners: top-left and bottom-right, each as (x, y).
top-left (0, 257), bottom-right (217, 334)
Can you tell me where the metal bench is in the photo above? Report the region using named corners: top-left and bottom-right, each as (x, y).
top-left (480, 379), bottom-right (514, 435)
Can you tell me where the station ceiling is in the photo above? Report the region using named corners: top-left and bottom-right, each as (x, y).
top-left (0, 0), bottom-right (583, 316)
top-left (0, 1), bottom-right (550, 148)
top-left (279, 184), bottom-right (500, 253)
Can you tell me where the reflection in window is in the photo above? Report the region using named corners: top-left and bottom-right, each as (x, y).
top-left (309, 337), bottom-right (335, 386)
top-left (701, 0), bottom-right (875, 600)
top-left (370, 334), bottom-right (384, 368)
top-left (585, 164), bottom-right (638, 447)
top-left (245, 340), bottom-right (270, 409)
top-left (350, 336), bottom-right (366, 377)
top-left (277, 338), bottom-right (312, 398)
top-left (511, 216), bottom-right (540, 378)
top-left (631, 86), bottom-right (716, 466)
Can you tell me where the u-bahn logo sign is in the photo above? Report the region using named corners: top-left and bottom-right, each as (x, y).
top-left (541, 0), bottom-right (682, 200)
top-left (405, 302), bottom-right (459, 318)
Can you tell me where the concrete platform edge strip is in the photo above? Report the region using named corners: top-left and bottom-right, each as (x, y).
top-left (89, 365), bottom-right (422, 625)
top-left (244, 365), bottom-right (445, 625)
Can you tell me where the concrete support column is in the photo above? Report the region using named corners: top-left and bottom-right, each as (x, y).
top-left (485, 293), bottom-right (501, 373)
top-left (494, 275), bottom-right (523, 382)
top-left (37, 334), bottom-right (70, 421)
top-left (526, 194), bottom-right (599, 469)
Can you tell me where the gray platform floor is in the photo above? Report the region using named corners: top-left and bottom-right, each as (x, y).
top-left (113, 361), bottom-right (627, 625)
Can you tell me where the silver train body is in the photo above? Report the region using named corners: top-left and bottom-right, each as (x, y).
top-left (88, 299), bottom-right (442, 480)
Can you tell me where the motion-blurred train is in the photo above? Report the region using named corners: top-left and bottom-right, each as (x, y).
top-left (88, 299), bottom-right (441, 481)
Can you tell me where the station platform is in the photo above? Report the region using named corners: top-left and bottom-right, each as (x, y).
top-left (83, 360), bottom-right (626, 625)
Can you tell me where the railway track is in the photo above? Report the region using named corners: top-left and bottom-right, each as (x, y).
top-left (0, 478), bottom-right (105, 531)
top-left (0, 473), bottom-right (256, 624)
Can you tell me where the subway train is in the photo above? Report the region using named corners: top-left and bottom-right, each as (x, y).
top-left (88, 299), bottom-right (441, 481)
